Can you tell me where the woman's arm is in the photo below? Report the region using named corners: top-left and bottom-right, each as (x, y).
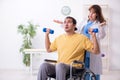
top-left (98, 21), bottom-right (107, 39)
top-left (53, 20), bottom-right (63, 24)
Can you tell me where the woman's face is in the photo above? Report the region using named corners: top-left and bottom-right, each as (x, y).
top-left (88, 8), bottom-right (97, 21)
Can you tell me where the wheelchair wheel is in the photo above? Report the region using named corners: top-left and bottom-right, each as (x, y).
top-left (80, 69), bottom-right (96, 80)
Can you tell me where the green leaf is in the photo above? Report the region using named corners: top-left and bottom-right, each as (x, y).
top-left (17, 21), bottom-right (39, 66)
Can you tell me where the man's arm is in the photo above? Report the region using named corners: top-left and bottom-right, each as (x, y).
top-left (89, 30), bottom-right (100, 54)
top-left (91, 33), bottom-right (100, 54)
top-left (45, 29), bottom-right (52, 53)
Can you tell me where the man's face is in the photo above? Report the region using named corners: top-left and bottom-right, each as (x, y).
top-left (63, 18), bottom-right (75, 32)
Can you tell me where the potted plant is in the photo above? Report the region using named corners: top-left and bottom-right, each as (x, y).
top-left (17, 21), bottom-right (39, 66)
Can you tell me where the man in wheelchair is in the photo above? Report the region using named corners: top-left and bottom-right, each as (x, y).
top-left (37, 16), bottom-right (100, 80)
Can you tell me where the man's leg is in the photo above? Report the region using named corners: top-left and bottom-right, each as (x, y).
top-left (56, 63), bottom-right (70, 80)
top-left (37, 63), bottom-right (55, 80)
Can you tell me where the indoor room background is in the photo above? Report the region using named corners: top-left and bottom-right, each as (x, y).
top-left (0, 0), bottom-right (120, 72)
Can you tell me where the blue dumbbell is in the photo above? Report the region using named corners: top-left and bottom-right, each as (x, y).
top-left (92, 28), bottom-right (98, 33)
top-left (43, 28), bottom-right (54, 34)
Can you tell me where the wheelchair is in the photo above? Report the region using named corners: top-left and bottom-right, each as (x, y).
top-left (44, 52), bottom-right (96, 80)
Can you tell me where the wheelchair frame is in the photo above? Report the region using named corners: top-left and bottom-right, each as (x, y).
top-left (44, 59), bottom-right (96, 80)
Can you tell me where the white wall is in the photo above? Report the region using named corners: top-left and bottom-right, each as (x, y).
top-left (0, 0), bottom-right (120, 70)
top-left (0, 0), bottom-right (83, 70)
top-left (108, 0), bottom-right (120, 70)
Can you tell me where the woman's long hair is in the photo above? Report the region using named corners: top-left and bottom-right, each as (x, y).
top-left (88, 4), bottom-right (106, 23)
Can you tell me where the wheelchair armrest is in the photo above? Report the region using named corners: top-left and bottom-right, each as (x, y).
top-left (73, 60), bottom-right (85, 66)
top-left (44, 59), bottom-right (57, 63)
top-left (70, 60), bottom-right (85, 79)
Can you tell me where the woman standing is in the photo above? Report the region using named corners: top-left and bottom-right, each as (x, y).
top-left (77, 5), bottom-right (106, 80)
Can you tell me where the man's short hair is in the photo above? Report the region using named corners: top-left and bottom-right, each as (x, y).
top-left (65, 16), bottom-right (77, 31)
